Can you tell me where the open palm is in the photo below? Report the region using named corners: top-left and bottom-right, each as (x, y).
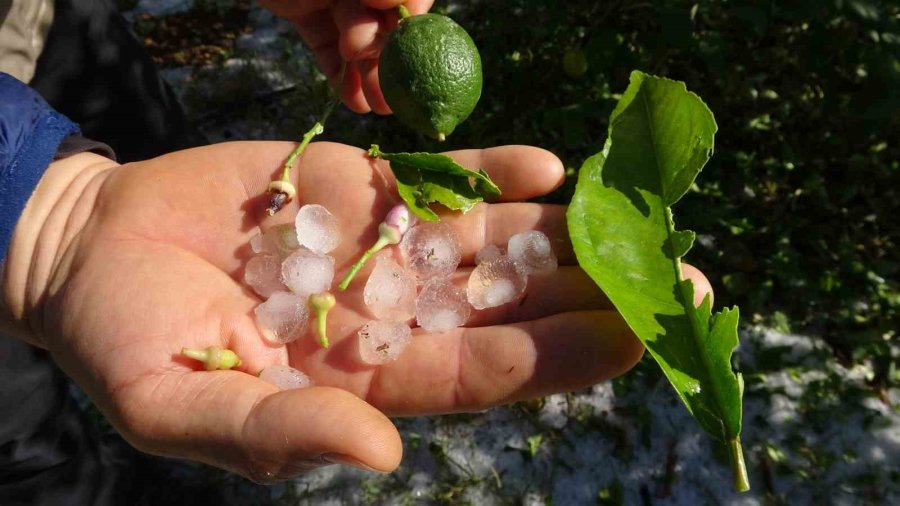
top-left (39, 141), bottom-right (653, 482)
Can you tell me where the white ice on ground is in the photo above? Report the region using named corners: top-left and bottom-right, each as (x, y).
top-left (281, 247), bottom-right (335, 297)
top-left (363, 255), bottom-right (417, 321)
top-left (416, 279), bottom-right (471, 332)
top-left (244, 253), bottom-right (284, 298)
top-left (400, 222), bottom-right (462, 282)
top-left (259, 364), bottom-right (313, 390)
top-left (295, 204), bottom-right (341, 254)
top-left (251, 223), bottom-right (300, 259)
top-left (254, 291), bottom-right (309, 344)
top-left (357, 320), bottom-right (412, 365)
top-left (508, 230), bottom-right (557, 275)
top-left (467, 256), bottom-right (527, 309)
top-left (475, 244), bottom-right (503, 265)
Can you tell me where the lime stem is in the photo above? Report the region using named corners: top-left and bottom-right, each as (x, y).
top-left (397, 5), bottom-right (411, 19)
top-left (729, 437), bottom-right (751, 492)
top-left (338, 235), bottom-right (392, 291)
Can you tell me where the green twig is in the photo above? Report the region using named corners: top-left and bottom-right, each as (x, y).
top-left (729, 437), bottom-right (750, 492)
top-left (266, 62), bottom-right (347, 215)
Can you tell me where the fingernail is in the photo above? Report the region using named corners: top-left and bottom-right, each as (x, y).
top-left (321, 453), bottom-right (380, 472)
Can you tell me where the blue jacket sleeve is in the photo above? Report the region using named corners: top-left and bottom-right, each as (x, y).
top-left (0, 72), bottom-right (80, 262)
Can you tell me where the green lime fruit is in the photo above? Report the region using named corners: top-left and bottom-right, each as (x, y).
top-left (563, 48), bottom-right (588, 77)
top-left (379, 13), bottom-right (482, 141)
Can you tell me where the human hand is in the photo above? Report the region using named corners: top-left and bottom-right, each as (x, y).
top-left (2, 141), bottom-right (711, 482)
top-left (258, 0), bottom-right (435, 114)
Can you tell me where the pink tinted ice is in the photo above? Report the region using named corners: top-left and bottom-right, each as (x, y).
top-left (507, 231), bottom-right (558, 275)
top-left (416, 279), bottom-right (471, 332)
top-left (294, 204), bottom-right (341, 254)
top-left (400, 222), bottom-right (462, 282)
top-left (281, 248), bottom-right (335, 297)
top-left (357, 320), bottom-right (412, 365)
top-left (244, 254), bottom-right (284, 298)
top-left (259, 365), bottom-right (313, 390)
top-left (254, 291), bottom-right (310, 344)
top-left (363, 255), bottom-right (417, 320)
top-left (466, 256), bottom-right (527, 309)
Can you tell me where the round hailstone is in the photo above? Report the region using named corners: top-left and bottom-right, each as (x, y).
top-left (244, 254), bottom-right (284, 298)
top-left (259, 365), bottom-right (313, 390)
top-left (507, 230), bottom-right (558, 275)
top-left (357, 320), bottom-right (412, 365)
top-left (295, 204), bottom-right (341, 254)
top-left (254, 291), bottom-right (310, 344)
top-left (363, 255), bottom-right (417, 321)
top-left (252, 223), bottom-right (301, 258)
top-left (466, 256), bottom-right (527, 310)
top-left (400, 222), bottom-right (462, 282)
top-left (416, 279), bottom-right (471, 332)
top-left (281, 248), bottom-right (335, 297)
top-left (475, 244), bottom-right (503, 265)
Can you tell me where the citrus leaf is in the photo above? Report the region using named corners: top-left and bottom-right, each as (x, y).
top-left (369, 145), bottom-right (500, 221)
top-left (567, 71), bottom-right (749, 492)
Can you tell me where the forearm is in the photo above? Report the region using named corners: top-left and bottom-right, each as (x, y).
top-left (1, 152), bottom-right (119, 347)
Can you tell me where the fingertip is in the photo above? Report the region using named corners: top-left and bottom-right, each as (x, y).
top-left (681, 263), bottom-right (714, 307)
top-left (335, 0), bottom-right (382, 61)
top-left (340, 65), bottom-right (372, 114)
top-left (485, 145), bottom-right (565, 197)
top-left (245, 386), bottom-right (401, 478)
top-left (445, 146), bottom-right (565, 200)
top-left (358, 60), bottom-right (392, 115)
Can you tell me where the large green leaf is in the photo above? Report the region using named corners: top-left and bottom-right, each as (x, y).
top-left (567, 71), bottom-right (749, 491)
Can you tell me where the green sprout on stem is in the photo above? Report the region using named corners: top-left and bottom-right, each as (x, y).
top-left (309, 292), bottom-right (336, 348)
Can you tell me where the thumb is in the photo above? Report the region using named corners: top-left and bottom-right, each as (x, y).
top-left (113, 371), bottom-right (402, 482)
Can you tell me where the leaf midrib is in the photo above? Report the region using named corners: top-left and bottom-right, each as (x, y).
top-left (638, 88), bottom-right (728, 438)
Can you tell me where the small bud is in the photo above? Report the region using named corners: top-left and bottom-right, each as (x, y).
top-left (383, 204), bottom-right (412, 236)
top-left (181, 346), bottom-right (242, 371)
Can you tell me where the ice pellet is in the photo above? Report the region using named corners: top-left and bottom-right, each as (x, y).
top-left (467, 256), bottom-right (527, 309)
top-left (244, 254), bottom-right (284, 298)
top-left (508, 231), bottom-right (558, 275)
top-left (364, 255), bottom-right (417, 320)
top-left (400, 222), bottom-right (462, 282)
top-left (475, 244), bottom-right (503, 265)
top-left (259, 364), bottom-right (313, 390)
top-left (416, 279), bottom-right (471, 332)
top-left (357, 320), bottom-right (412, 365)
top-left (251, 223), bottom-right (300, 258)
top-left (254, 291), bottom-right (310, 344)
top-left (281, 248), bottom-right (335, 297)
top-left (295, 204), bottom-right (341, 254)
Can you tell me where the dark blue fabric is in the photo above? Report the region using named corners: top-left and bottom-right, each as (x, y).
top-left (0, 73), bottom-right (79, 262)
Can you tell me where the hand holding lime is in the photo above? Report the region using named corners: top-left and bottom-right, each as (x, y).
top-left (379, 12), bottom-right (482, 140)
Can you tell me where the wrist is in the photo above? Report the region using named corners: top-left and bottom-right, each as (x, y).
top-left (1, 152), bottom-right (119, 347)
